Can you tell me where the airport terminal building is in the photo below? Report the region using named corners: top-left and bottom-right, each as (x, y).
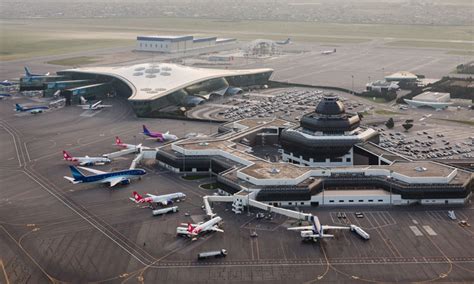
top-left (56, 63), bottom-right (273, 117)
top-left (155, 97), bottom-right (473, 207)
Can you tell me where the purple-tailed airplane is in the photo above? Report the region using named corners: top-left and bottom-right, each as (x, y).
top-left (142, 125), bottom-right (178, 142)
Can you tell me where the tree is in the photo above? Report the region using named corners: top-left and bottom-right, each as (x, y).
top-left (385, 117), bottom-right (394, 129)
top-left (402, 122), bottom-right (413, 131)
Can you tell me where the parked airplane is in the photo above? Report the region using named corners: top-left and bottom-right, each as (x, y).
top-left (24, 66), bottom-right (49, 77)
top-left (130, 191), bottom-right (186, 206)
top-left (0, 80), bottom-right (15, 86)
top-left (275, 38), bottom-right (291, 45)
top-left (64, 165), bottom-right (146, 187)
top-left (0, 93), bottom-right (12, 99)
top-left (287, 215), bottom-right (349, 242)
top-left (176, 216), bottom-right (223, 237)
top-left (78, 96), bottom-right (112, 110)
top-left (114, 136), bottom-right (149, 150)
top-left (321, 48), bottom-right (336, 55)
top-left (15, 103), bottom-right (49, 114)
top-left (63, 150), bottom-right (111, 166)
top-left (448, 210), bottom-right (457, 220)
top-left (142, 125), bottom-right (178, 142)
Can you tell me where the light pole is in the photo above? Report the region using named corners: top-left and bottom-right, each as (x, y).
top-left (388, 170), bottom-right (393, 205)
top-left (351, 75), bottom-right (354, 94)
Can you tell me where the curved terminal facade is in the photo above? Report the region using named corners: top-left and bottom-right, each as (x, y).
top-left (58, 63), bottom-right (273, 117)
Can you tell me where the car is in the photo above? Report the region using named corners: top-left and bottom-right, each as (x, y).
top-left (337, 212), bottom-right (342, 218)
top-left (256, 212), bottom-right (265, 219)
top-left (355, 212), bottom-right (364, 218)
top-left (250, 231), bottom-right (258, 238)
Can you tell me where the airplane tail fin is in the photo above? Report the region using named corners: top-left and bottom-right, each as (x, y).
top-left (80, 96), bottom-right (87, 104)
top-left (142, 125), bottom-right (151, 135)
top-left (115, 136), bottom-right (123, 145)
top-left (187, 223), bottom-right (194, 233)
top-left (132, 191), bottom-right (143, 202)
top-left (24, 66), bottom-right (32, 77)
top-left (63, 150), bottom-right (73, 161)
top-left (69, 166), bottom-right (85, 180)
top-left (15, 104), bottom-right (23, 111)
top-left (334, 48), bottom-right (336, 53)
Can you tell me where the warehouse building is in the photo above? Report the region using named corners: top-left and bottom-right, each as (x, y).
top-left (136, 35), bottom-right (236, 53)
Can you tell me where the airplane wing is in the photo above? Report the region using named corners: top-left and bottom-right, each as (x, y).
top-left (97, 104), bottom-right (112, 108)
top-left (77, 166), bottom-right (107, 175)
top-left (63, 176), bottom-right (80, 184)
top-left (209, 226), bottom-right (224, 233)
top-left (287, 226), bottom-right (313, 231)
top-left (105, 176), bottom-right (128, 187)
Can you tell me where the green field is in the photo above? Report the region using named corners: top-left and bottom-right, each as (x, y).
top-left (1, 17), bottom-right (473, 61)
top-left (434, 118), bottom-right (474, 126)
top-left (374, 109), bottom-right (403, 115)
top-left (46, 56), bottom-right (99, 66)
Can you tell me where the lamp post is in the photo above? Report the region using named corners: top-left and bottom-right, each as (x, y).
top-left (351, 75), bottom-right (354, 94)
top-left (388, 170), bottom-right (393, 205)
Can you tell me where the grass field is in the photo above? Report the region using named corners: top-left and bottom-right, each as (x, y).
top-left (1, 17), bottom-right (473, 61)
top-left (374, 109), bottom-right (403, 115)
top-left (46, 56), bottom-right (99, 66)
top-left (434, 118), bottom-right (474, 126)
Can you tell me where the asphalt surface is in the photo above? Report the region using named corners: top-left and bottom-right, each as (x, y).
top-left (1, 93), bottom-right (473, 283)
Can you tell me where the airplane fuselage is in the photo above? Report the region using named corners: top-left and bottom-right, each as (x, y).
top-left (76, 169), bottom-right (146, 184)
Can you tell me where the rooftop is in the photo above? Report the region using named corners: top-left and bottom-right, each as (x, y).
top-left (61, 63), bottom-right (273, 101)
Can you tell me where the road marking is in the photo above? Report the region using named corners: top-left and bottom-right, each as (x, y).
top-left (0, 259), bottom-right (10, 284)
top-left (409, 226), bottom-right (423, 236)
top-left (422, 225), bottom-right (437, 236)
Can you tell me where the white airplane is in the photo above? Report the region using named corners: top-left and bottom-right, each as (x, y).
top-left (176, 216), bottom-right (223, 238)
top-left (130, 191), bottom-right (186, 206)
top-left (63, 150), bottom-right (111, 166)
top-left (78, 96), bottom-right (112, 110)
top-left (114, 136), bottom-right (149, 150)
top-left (287, 215), bottom-right (349, 242)
top-left (321, 48), bottom-right (336, 55)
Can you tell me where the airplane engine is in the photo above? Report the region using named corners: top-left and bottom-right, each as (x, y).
top-left (120, 179), bottom-right (131, 185)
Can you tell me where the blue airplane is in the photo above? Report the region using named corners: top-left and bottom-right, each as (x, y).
top-left (0, 80), bottom-right (15, 86)
top-left (64, 165), bottom-right (146, 187)
top-left (24, 66), bottom-right (49, 77)
top-left (0, 93), bottom-right (12, 99)
top-left (15, 103), bottom-right (49, 114)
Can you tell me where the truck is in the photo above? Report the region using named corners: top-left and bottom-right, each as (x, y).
top-left (152, 206), bottom-right (178, 216)
top-left (197, 249), bottom-right (227, 260)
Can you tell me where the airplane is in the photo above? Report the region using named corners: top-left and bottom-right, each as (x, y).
top-left (130, 191), bottom-right (186, 207)
top-left (0, 80), bottom-right (15, 86)
top-left (0, 93), bottom-right (12, 99)
top-left (321, 48), bottom-right (336, 55)
top-left (15, 103), bottom-right (49, 114)
top-left (78, 96), bottom-right (112, 110)
top-left (287, 215), bottom-right (350, 242)
top-left (64, 165), bottom-right (146, 187)
top-left (24, 66), bottom-right (50, 77)
top-left (63, 150), bottom-right (111, 166)
top-left (142, 125), bottom-right (178, 142)
top-left (114, 136), bottom-right (149, 150)
top-left (275, 38), bottom-right (291, 45)
top-left (176, 216), bottom-right (223, 238)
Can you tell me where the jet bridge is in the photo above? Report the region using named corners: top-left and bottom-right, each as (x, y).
top-left (202, 190), bottom-right (312, 221)
top-left (103, 148), bottom-right (138, 159)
